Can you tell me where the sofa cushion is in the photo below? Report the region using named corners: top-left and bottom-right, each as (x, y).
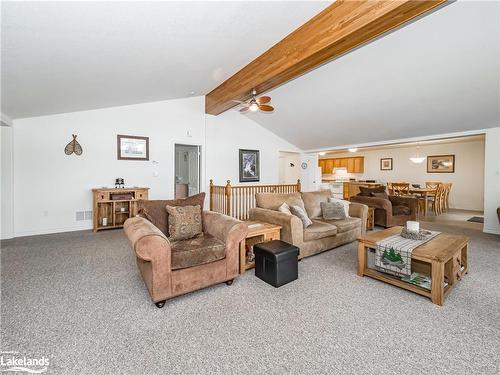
top-left (303, 220), bottom-right (338, 241)
top-left (137, 192), bottom-right (205, 236)
top-left (328, 197), bottom-right (351, 218)
top-left (170, 234), bottom-right (225, 270)
top-left (320, 217), bottom-right (361, 233)
top-left (358, 185), bottom-right (386, 197)
top-left (371, 191), bottom-right (389, 200)
top-left (321, 201), bottom-right (346, 220)
top-left (256, 192), bottom-right (305, 211)
top-left (290, 205), bottom-right (313, 228)
top-left (301, 190), bottom-right (332, 218)
top-left (393, 205), bottom-right (411, 216)
top-left (166, 205), bottom-right (203, 241)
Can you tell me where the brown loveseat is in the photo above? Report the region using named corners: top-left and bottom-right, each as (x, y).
top-left (123, 194), bottom-right (247, 308)
top-left (350, 190), bottom-right (417, 227)
top-left (249, 191), bottom-right (368, 259)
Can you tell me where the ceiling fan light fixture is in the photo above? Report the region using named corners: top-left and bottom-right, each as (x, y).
top-left (249, 102), bottom-right (259, 112)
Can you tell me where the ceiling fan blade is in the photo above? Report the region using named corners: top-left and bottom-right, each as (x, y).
top-left (239, 107), bottom-right (250, 113)
top-left (256, 96), bottom-right (271, 104)
top-left (259, 104), bottom-right (274, 112)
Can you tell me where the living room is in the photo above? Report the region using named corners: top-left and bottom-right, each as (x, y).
top-left (1, 1), bottom-right (500, 374)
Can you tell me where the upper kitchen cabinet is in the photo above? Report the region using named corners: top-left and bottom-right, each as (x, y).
top-left (318, 157), bottom-right (364, 174)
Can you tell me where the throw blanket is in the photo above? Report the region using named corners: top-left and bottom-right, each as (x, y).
top-left (375, 230), bottom-right (440, 276)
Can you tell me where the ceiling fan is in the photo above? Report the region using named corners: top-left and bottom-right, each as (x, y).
top-left (233, 89), bottom-right (274, 113)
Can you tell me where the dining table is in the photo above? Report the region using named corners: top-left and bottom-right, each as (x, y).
top-left (408, 187), bottom-right (436, 216)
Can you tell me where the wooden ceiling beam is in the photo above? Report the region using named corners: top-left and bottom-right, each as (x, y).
top-left (205, 0), bottom-right (448, 115)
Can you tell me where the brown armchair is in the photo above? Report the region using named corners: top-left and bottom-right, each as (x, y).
top-left (124, 206), bottom-right (247, 308)
top-left (350, 194), bottom-right (417, 227)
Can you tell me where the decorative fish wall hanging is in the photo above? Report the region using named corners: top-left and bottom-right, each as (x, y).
top-left (64, 134), bottom-right (83, 156)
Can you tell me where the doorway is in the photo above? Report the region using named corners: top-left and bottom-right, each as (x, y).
top-left (174, 144), bottom-right (201, 199)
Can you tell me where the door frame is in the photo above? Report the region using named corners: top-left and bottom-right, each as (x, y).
top-left (174, 143), bottom-right (202, 198)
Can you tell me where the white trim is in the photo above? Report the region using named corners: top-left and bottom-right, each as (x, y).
top-left (1, 112), bottom-right (13, 127)
top-left (483, 227), bottom-right (500, 236)
top-left (306, 129), bottom-right (488, 153)
top-left (14, 223), bottom-right (93, 238)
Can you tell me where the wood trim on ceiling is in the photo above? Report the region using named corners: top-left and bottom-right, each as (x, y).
top-left (205, 0), bottom-right (448, 115)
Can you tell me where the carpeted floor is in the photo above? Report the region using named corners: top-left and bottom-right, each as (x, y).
top-left (1, 222), bottom-right (499, 374)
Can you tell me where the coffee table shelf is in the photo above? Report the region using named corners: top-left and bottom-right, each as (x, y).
top-left (357, 226), bottom-right (468, 306)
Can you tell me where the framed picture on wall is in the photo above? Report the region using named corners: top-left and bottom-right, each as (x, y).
top-left (239, 149), bottom-right (260, 182)
top-left (117, 135), bottom-right (149, 161)
top-left (380, 158), bottom-right (393, 170)
top-left (427, 155), bottom-right (455, 173)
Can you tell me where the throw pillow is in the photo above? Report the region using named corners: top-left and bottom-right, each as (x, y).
top-left (371, 192), bottom-right (389, 200)
top-left (358, 186), bottom-right (386, 197)
top-left (166, 205), bottom-right (202, 241)
top-left (137, 192), bottom-right (205, 236)
top-left (321, 201), bottom-right (347, 220)
top-left (278, 202), bottom-right (292, 215)
top-left (328, 197), bottom-right (350, 218)
top-left (290, 205), bottom-right (313, 228)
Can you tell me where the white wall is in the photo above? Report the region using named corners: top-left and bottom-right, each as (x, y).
top-left (323, 139), bottom-right (485, 211)
top-left (1, 125), bottom-right (14, 239)
top-left (483, 128), bottom-right (500, 235)
top-left (10, 98), bottom-right (302, 237)
top-left (279, 152), bottom-right (301, 184)
top-left (13, 97), bottom-right (206, 237)
top-left (205, 111), bottom-right (300, 189)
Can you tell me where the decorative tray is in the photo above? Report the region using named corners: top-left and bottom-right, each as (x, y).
top-left (400, 227), bottom-right (432, 240)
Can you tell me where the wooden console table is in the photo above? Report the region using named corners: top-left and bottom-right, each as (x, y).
top-left (357, 226), bottom-right (468, 306)
top-left (92, 187), bottom-right (149, 232)
top-left (239, 221), bottom-right (281, 274)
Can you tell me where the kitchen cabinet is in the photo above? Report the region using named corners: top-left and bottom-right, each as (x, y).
top-left (318, 157), bottom-right (364, 174)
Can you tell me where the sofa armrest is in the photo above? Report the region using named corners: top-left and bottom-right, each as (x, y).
top-left (389, 195), bottom-right (418, 215)
top-left (349, 202), bottom-right (368, 236)
top-left (124, 217), bottom-right (171, 263)
top-left (350, 195), bottom-right (393, 216)
top-left (249, 207), bottom-right (303, 245)
top-left (202, 211), bottom-right (248, 278)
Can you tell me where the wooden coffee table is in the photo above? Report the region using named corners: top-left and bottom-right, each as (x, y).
top-left (357, 226), bottom-right (468, 306)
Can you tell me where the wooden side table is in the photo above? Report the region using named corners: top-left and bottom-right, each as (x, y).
top-left (239, 221), bottom-right (281, 274)
top-left (367, 207), bottom-right (375, 231)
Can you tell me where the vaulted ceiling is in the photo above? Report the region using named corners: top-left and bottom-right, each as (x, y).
top-left (248, 1), bottom-right (500, 150)
top-left (1, 1), bottom-right (328, 118)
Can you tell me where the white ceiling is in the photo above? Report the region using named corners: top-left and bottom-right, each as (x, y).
top-left (1, 1), bottom-right (329, 119)
top-left (249, 1), bottom-right (500, 150)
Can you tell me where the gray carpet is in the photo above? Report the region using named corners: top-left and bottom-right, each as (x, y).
top-left (1, 223), bottom-right (500, 374)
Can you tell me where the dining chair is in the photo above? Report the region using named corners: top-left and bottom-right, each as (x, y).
top-left (429, 183), bottom-right (446, 215)
top-left (443, 183), bottom-right (452, 212)
top-left (391, 182), bottom-right (410, 196)
top-left (387, 182), bottom-right (394, 195)
top-left (425, 181), bottom-right (441, 198)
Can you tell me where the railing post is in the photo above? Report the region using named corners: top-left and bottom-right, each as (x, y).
top-left (209, 179), bottom-right (214, 211)
top-left (297, 179), bottom-right (301, 192)
top-left (225, 180), bottom-right (232, 216)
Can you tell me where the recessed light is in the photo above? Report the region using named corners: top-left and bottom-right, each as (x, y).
top-left (348, 148), bottom-right (358, 153)
top-left (318, 152), bottom-right (326, 156)
top-left (189, 91), bottom-right (196, 96)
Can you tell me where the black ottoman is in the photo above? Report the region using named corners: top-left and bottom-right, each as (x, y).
top-left (254, 240), bottom-right (299, 287)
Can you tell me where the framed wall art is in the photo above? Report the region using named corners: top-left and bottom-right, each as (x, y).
top-left (380, 158), bottom-right (393, 171)
top-left (239, 149), bottom-right (260, 182)
top-left (427, 155), bottom-right (455, 173)
top-left (117, 135), bottom-right (149, 161)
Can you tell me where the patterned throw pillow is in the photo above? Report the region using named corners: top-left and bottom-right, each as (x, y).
top-left (166, 205), bottom-right (202, 241)
top-left (290, 205), bottom-right (313, 228)
top-left (278, 202), bottom-right (292, 215)
top-left (328, 197), bottom-right (350, 218)
top-left (321, 201), bottom-right (346, 220)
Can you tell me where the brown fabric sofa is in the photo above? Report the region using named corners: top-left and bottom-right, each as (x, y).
top-left (123, 201), bottom-right (247, 308)
top-left (249, 191), bottom-right (368, 259)
top-left (350, 194), bottom-right (417, 227)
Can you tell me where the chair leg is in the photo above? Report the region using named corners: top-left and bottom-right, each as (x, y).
top-left (225, 279), bottom-right (234, 286)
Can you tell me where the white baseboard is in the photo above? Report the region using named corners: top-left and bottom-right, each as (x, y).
top-left (483, 227), bottom-right (500, 236)
top-left (14, 224), bottom-right (93, 238)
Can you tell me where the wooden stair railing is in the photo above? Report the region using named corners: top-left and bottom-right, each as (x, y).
top-left (209, 179), bottom-right (301, 220)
